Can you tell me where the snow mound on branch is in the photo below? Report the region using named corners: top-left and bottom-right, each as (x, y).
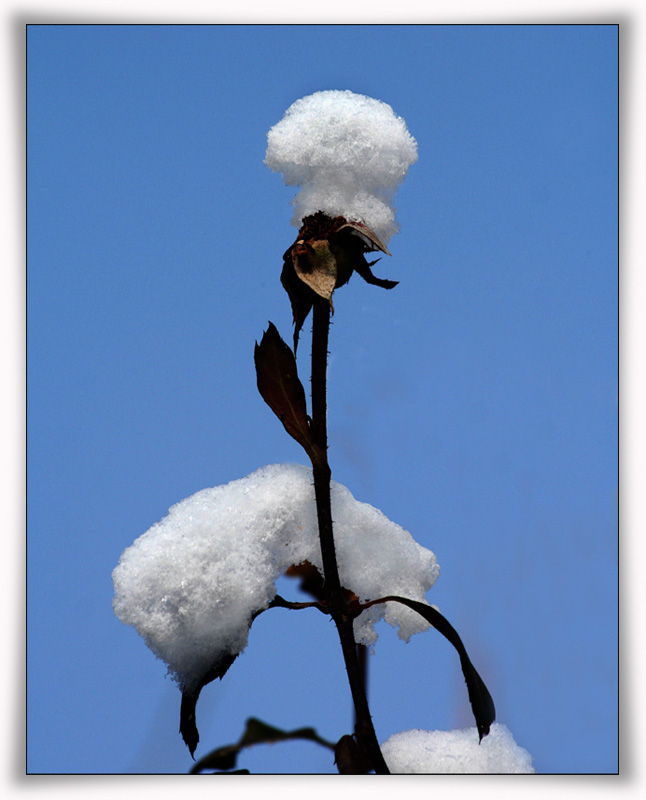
top-left (381, 724), bottom-right (536, 774)
top-left (265, 90), bottom-right (418, 243)
top-left (112, 464), bottom-right (439, 692)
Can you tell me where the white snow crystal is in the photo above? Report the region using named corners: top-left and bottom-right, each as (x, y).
top-left (265, 90), bottom-right (418, 243)
top-left (112, 464), bottom-right (439, 692)
top-left (381, 724), bottom-right (536, 774)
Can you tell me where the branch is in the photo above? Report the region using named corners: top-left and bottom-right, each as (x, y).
top-left (267, 594), bottom-right (327, 614)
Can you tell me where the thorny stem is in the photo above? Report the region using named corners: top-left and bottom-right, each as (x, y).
top-left (309, 296), bottom-right (390, 775)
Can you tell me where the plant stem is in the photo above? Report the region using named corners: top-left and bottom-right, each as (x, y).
top-left (356, 644), bottom-right (368, 727)
top-left (309, 296), bottom-right (389, 775)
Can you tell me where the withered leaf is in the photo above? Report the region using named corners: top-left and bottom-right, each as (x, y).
top-left (353, 253), bottom-right (399, 290)
top-left (254, 322), bottom-right (314, 455)
top-left (180, 692), bottom-right (201, 759)
top-left (336, 220), bottom-right (392, 256)
top-left (190, 717), bottom-right (335, 774)
top-left (179, 601), bottom-right (283, 758)
top-left (281, 252), bottom-right (313, 353)
top-left (180, 651), bottom-right (239, 758)
top-left (364, 595), bottom-right (495, 741)
top-left (333, 222), bottom-right (397, 289)
top-left (292, 239), bottom-right (337, 301)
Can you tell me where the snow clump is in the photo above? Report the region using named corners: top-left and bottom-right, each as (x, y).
top-left (265, 90), bottom-right (418, 244)
top-left (381, 724), bottom-right (536, 774)
top-left (112, 464), bottom-right (439, 693)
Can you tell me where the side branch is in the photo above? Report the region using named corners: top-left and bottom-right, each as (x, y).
top-left (267, 595), bottom-right (327, 614)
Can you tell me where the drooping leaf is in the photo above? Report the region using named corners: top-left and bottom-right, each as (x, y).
top-left (363, 596), bottom-right (495, 741)
top-left (180, 692), bottom-right (201, 759)
top-left (280, 252), bottom-right (314, 353)
top-left (180, 651), bottom-right (239, 758)
top-left (254, 322), bottom-right (314, 455)
top-left (179, 600), bottom-right (288, 759)
top-left (190, 717), bottom-right (336, 774)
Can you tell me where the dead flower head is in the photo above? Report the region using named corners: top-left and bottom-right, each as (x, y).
top-left (281, 211), bottom-right (399, 351)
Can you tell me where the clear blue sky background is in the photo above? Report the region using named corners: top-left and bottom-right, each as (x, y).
top-left (27, 23), bottom-right (618, 774)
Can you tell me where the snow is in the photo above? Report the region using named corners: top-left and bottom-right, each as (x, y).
top-left (112, 464), bottom-right (439, 693)
top-left (265, 90), bottom-right (418, 243)
top-left (381, 724), bottom-right (536, 774)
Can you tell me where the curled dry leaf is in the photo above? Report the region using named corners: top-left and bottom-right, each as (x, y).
top-left (336, 220), bottom-right (391, 257)
top-left (292, 239), bottom-right (338, 301)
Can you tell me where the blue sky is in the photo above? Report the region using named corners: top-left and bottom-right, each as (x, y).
top-left (27, 23), bottom-right (617, 774)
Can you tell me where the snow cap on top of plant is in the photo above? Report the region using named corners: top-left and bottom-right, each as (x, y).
top-left (265, 90), bottom-right (418, 244)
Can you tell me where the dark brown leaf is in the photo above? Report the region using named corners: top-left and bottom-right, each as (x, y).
top-left (180, 651), bottom-right (239, 758)
top-left (280, 253), bottom-right (314, 353)
top-left (190, 717), bottom-right (336, 774)
top-left (362, 595), bottom-right (496, 741)
top-left (336, 220), bottom-right (392, 256)
top-left (180, 692), bottom-right (200, 759)
top-left (333, 222), bottom-right (397, 289)
top-left (353, 253), bottom-right (399, 290)
top-left (254, 322), bottom-right (314, 455)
